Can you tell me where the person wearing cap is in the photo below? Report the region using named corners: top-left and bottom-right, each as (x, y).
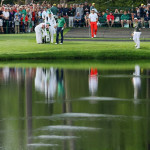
top-left (90, 3), bottom-right (95, 11)
top-left (14, 13), bottom-right (20, 34)
top-left (89, 9), bottom-right (98, 38)
top-left (106, 11), bottom-right (114, 27)
top-left (132, 17), bottom-right (142, 49)
top-left (35, 23), bottom-right (45, 44)
top-left (51, 4), bottom-right (58, 17)
top-left (46, 11), bottom-right (56, 43)
top-left (42, 7), bottom-right (47, 21)
top-left (55, 14), bottom-right (66, 44)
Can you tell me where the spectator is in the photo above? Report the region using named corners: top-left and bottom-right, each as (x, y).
top-left (121, 11), bottom-right (129, 28)
top-left (84, 12), bottom-right (89, 27)
top-left (68, 4), bottom-right (75, 27)
top-left (114, 9), bottom-right (119, 14)
top-left (98, 12), bottom-right (107, 26)
top-left (42, 7), bottom-right (47, 20)
top-left (140, 4), bottom-right (145, 27)
top-left (63, 4), bottom-right (69, 27)
top-left (0, 7), bottom-right (4, 33)
top-left (76, 4), bottom-right (83, 17)
top-left (14, 13), bottom-right (20, 33)
top-left (107, 11), bottom-right (114, 27)
top-left (103, 9), bottom-right (108, 20)
top-left (3, 7), bottom-right (9, 33)
top-left (83, 2), bottom-right (90, 15)
top-left (51, 4), bottom-right (58, 16)
top-left (144, 13), bottom-right (150, 28)
top-left (74, 12), bottom-right (81, 27)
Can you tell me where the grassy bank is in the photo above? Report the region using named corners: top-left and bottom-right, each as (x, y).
top-left (1, 60), bottom-right (150, 70)
top-left (0, 33), bottom-right (150, 60)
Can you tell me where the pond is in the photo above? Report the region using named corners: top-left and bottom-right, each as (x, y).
top-left (0, 65), bottom-right (150, 150)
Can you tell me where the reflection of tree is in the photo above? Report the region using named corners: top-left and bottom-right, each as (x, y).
top-left (63, 69), bottom-right (75, 150)
top-left (17, 68), bottom-right (25, 149)
top-left (25, 69), bottom-right (32, 145)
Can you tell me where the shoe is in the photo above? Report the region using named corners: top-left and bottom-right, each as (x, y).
top-left (135, 44), bottom-right (137, 47)
top-left (60, 43), bottom-right (63, 44)
top-left (94, 34), bottom-right (96, 37)
top-left (55, 43), bottom-right (58, 45)
top-left (136, 47), bottom-right (140, 49)
top-left (91, 37), bottom-right (94, 38)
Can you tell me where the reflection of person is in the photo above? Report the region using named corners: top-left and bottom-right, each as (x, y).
top-left (89, 68), bottom-right (98, 96)
top-left (47, 68), bottom-right (57, 99)
top-left (35, 23), bottom-right (45, 44)
top-left (132, 65), bottom-right (141, 100)
top-left (56, 69), bottom-right (65, 98)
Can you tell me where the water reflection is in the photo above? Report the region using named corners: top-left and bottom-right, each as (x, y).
top-left (89, 68), bottom-right (98, 96)
top-left (0, 66), bottom-right (150, 150)
top-left (132, 65), bottom-right (141, 101)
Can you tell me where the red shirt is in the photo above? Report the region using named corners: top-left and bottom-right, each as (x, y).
top-left (107, 14), bottom-right (114, 21)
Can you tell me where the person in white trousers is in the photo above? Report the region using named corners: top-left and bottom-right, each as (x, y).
top-left (133, 18), bottom-right (142, 49)
top-left (35, 23), bottom-right (45, 44)
top-left (47, 12), bottom-right (56, 43)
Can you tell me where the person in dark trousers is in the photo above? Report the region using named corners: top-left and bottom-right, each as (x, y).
top-left (55, 14), bottom-right (66, 44)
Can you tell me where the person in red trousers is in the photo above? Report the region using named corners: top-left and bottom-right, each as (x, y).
top-left (89, 9), bottom-right (98, 38)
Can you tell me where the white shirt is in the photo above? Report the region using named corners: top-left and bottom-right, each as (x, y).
top-left (3, 11), bottom-right (9, 18)
top-left (47, 16), bottom-right (56, 27)
top-left (89, 13), bottom-right (98, 22)
top-left (42, 10), bottom-right (48, 19)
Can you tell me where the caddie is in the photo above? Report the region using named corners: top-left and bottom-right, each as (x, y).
top-left (47, 11), bottom-right (57, 43)
top-left (35, 23), bottom-right (45, 44)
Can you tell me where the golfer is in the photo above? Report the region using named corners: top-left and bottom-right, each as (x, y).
top-left (55, 14), bottom-right (66, 44)
top-left (35, 23), bottom-right (45, 44)
top-left (133, 18), bottom-right (142, 49)
top-left (89, 9), bottom-right (98, 38)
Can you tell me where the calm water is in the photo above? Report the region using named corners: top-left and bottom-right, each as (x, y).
top-left (0, 66), bottom-right (150, 150)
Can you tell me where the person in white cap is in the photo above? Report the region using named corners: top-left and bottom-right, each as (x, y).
top-left (89, 9), bottom-right (98, 38)
top-left (132, 17), bottom-right (142, 49)
top-left (35, 23), bottom-right (45, 44)
top-left (46, 11), bottom-right (56, 43)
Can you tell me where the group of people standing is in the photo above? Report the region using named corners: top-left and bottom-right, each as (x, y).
top-left (35, 5), bottom-right (99, 44)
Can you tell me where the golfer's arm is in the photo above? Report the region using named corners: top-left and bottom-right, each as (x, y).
top-left (63, 23), bottom-right (66, 28)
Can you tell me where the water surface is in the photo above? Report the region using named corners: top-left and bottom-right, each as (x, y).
top-left (0, 66), bottom-right (150, 150)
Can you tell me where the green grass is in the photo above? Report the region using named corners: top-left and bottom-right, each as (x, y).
top-left (0, 32), bottom-right (150, 60)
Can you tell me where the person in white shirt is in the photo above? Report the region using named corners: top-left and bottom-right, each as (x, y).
top-left (46, 12), bottom-right (56, 43)
top-left (89, 9), bottom-right (98, 38)
top-left (3, 7), bottom-right (9, 19)
top-left (35, 23), bottom-right (45, 44)
top-left (42, 7), bottom-right (48, 21)
top-left (3, 7), bottom-right (9, 33)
